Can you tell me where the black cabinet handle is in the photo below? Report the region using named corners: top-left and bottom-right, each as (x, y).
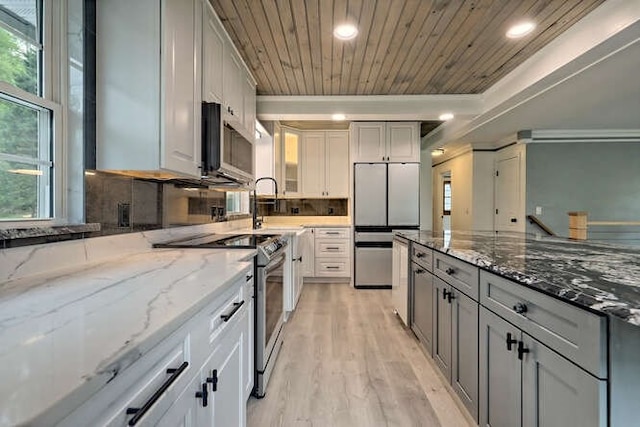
top-left (446, 292), bottom-right (455, 303)
top-left (206, 369), bottom-right (218, 392)
top-left (517, 341), bottom-right (530, 360)
top-left (513, 302), bottom-right (528, 314)
top-left (442, 289), bottom-right (450, 300)
top-left (220, 300), bottom-right (245, 322)
top-left (416, 252), bottom-right (425, 258)
top-left (506, 332), bottom-right (517, 351)
top-left (126, 361), bottom-right (189, 425)
top-left (326, 266), bottom-right (340, 269)
top-left (445, 267), bottom-right (455, 275)
top-left (415, 269), bottom-right (425, 275)
top-left (296, 256), bottom-right (302, 262)
top-left (246, 274), bottom-right (253, 282)
top-left (326, 247), bottom-right (340, 251)
top-left (195, 382), bottom-right (208, 407)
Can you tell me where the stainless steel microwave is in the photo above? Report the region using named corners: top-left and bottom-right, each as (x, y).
top-left (202, 102), bottom-right (254, 184)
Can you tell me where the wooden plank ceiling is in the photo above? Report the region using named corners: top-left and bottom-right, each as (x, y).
top-left (209, 0), bottom-right (605, 96)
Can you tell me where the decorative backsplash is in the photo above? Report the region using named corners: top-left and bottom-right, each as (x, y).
top-left (85, 171), bottom-right (229, 236)
top-left (257, 198), bottom-right (348, 217)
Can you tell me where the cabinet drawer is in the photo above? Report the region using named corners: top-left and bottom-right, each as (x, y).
top-left (480, 270), bottom-right (607, 378)
top-left (411, 243), bottom-right (432, 271)
top-left (315, 227), bottom-right (349, 239)
top-left (315, 258), bottom-right (351, 277)
top-left (60, 328), bottom-right (193, 426)
top-left (434, 253), bottom-right (479, 301)
top-left (206, 282), bottom-right (246, 347)
top-left (315, 239), bottom-right (349, 257)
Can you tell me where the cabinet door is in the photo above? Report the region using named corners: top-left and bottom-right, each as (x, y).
top-left (351, 122), bottom-right (386, 162)
top-left (282, 128), bottom-right (302, 196)
top-left (206, 319), bottom-right (244, 427)
top-left (411, 264), bottom-right (434, 355)
top-left (433, 278), bottom-right (452, 381)
top-left (243, 298), bottom-right (254, 402)
top-left (479, 308), bottom-right (522, 427)
top-left (387, 122), bottom-right (419, 162)
top-left (156, 373), bottom-right (209, 427)
top-left (223, 45), bottom-right (242, 123)
top-left (243, 75), bottom-right (256, 138)
top-left (325, 131), bottom-right (349, 197)
top-left (451, 289), bottom-right (479, 422)
top-left (301, 132), bottom-right (326, 197)
top-left (301, 229), bottom-right (315, 277)
top-left (162, 0), bottom-right (201, 177)
top-left (522, 334), bottom-right (606, 427)
top-left (202, 3), bottom-right (224, 103)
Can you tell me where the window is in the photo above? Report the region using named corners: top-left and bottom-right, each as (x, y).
top-left (0, 0), bottom-right (62, 221)
top-left (443, 180), bottom-right (451, 215)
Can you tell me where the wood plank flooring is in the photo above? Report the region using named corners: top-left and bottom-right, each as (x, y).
top-left (247, 283), bottom-right (473, 427)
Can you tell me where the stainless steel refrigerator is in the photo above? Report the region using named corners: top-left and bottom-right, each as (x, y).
top-left (354, 163), bottom-right (419, 288)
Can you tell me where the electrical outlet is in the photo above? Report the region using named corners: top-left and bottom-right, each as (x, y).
top-left (535, 206), bottom-right (543, 215)
top-left (118, 203), bottom-right (131, 227)
top-left (291, 207), bottom-right (299, 214)
top-left (328, 207), bottom-right (334, 215)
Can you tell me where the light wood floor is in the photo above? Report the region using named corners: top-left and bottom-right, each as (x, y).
top-left (247, 282), bottom-right (473, 427)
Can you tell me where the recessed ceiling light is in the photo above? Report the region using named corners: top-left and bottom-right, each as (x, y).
top-left (506, 21), bottom-right (536, 39)
top-left (431, 148), bottom-right (445, 157)
top-left (332, 113), bottom-right (346, 121)
top-left (439, 112), bottom-right (454, 121)
top-left (334, 24), bottom-right (358, 40)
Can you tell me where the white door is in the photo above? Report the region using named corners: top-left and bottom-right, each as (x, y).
top-left (351, 122), bottom-right (386, 162)
top-left (325, 131), bottom-right (349, 197)
top-left (495, 154), bottom-right (523, 232)
top-left (387, 122), bottom-right (419, 162)
top-left (301, 132), bottom-right (326, 197)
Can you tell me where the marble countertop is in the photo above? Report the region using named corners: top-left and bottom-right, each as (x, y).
top-left (0, 248), bottom-right (255, 426)
top-left (397, 230), bottom-right (640, 326)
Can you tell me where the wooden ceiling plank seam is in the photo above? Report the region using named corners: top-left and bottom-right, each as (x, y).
top-left (260, 0), bottom-right (302, 94)
top-left (331, 0), bottom-right (349, 94)
top-left (338, 0), bottom-right (364, 94)
top-left (385, 1), bottom-right (448, 94)
top-left (355, 0), bottom-right (398, 94)
top-left (213, 0), bottom-right (278, 95)
top-left (345, 0), bottom-right (377, 94)
top-left (289, 0), bottom-right (317, 95)
top-left (477, 0), bottom-right (606, 92)
top-left (274, 0), bottom-right (308, 95)
top-left (464, 0), bottom-right (593, 93)
top-left (304, 0), bottom-right (324, 95)
top-left (458, 0), bottom-right (574, 93)
top-left (369, 0), bottom-right (424, 94)
top-left (438, 0), bottom-right (529, 93)
top-left (319, 0), bottom-right (335, 95)
top-left (223, 0), bottom-right (290, 95)
top-left (377, 1), bottom-right (436, 94)
top-left (397, 0), bottom-right (466, 94)
top-left (425, 0), bottom-right (503, 94)
top-left (361, 0), bottom-right (408, 95)
top-left (412, 0), bottom-right (482, 94)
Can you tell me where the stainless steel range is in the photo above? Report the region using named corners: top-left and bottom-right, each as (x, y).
top-left (153, 233), bottom-right (289, 397)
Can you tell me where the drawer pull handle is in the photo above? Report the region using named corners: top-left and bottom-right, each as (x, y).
top-left (513, 302), bottom-right (528, 314)
top-left (326, 266), bottom-right (340, 269)
top-left (517, 341), bottom-right (530, 360)
top-left (326, 247), bottom-right (340, 250)
top-left (506, 333), bottom-right (518, 351)
top-left (416, 252), bottom-right (426, 258)
top-left (246, 274), bottom-right (253, 282)
top-left (445, 267), bottom-right (455, 275)
top-left (195, 382), bottom-right (208, 407)
top-left (126, 361), bottom-right (189, 425)
top-left (221, 300), bottom-right (245, 322)
top-left (415, 269), bottom-right (425, 275)
top-left (325, 232), bottom-right (340, 235)
top-left (206, 369), bottom-right (218, 392)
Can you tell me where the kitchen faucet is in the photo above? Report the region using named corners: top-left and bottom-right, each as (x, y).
top-left (252, 177), bottom-right (279, 229)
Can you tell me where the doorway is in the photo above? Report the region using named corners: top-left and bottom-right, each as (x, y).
top-left (434, 170), bottom-right (451, 232)
top-left (494, 146), bottom-right (524, 232)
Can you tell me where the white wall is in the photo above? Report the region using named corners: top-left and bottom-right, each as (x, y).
top-left (472, 151), bottom-right (495, 230)
top-left (432, 151), bottom-right (473, 231)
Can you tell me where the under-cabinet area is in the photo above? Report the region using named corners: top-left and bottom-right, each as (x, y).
top-left (393, 230), bottom-right (640, 427)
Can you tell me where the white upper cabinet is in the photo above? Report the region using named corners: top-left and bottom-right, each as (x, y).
top-left (223, 45), bottom-right (243, 125)
top-left (387, 122), bottom-right (420, 162)
top-left (301, 130), bottom-right (349, 198)
top-left (202, 2), bottom-right (224, 104)
top-left (350, 122), bottom-right (420, 163)
top-left (243, 75), bottom-right (256, 138)
top-left (97, 0), bottom-right (202, 177)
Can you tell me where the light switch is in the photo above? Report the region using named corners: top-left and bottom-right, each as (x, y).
top-left (535, 206), bottom-right (542, 215)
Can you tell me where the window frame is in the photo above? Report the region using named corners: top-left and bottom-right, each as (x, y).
top-left (0, 0), bottom-right (66, 226)
top-left (443, 180), bottom-right (451, 216)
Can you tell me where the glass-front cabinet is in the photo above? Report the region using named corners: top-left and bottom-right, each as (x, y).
top-left (282, 127), bottom-right (301, 196)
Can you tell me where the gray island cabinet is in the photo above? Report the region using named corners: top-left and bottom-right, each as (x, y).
top-left (399, 230), bottom-right (640, 427)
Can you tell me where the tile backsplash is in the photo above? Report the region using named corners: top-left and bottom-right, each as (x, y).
top-left (257, 198), bottom-right (348, 217)
top-left (85, 171), bottom-right (229, 236)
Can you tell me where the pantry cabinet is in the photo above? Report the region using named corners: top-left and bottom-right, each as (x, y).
top-left (301, 131), bottom-right (349, 198)
top-left (350, 122), bottom-right (420, 163)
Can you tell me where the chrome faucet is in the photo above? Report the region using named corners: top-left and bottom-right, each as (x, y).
top-left (252, 177), bottom-right (279, 229)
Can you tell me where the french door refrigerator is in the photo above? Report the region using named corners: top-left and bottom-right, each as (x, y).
top-left (354, 163), bottom-right (419, 288)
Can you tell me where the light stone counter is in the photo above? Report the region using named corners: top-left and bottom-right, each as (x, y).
top-left (0, 247), bottom-right (255, 426)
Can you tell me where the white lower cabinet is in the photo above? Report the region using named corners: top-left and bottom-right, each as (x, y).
top-left (156, 373), bottom-right (209, 427)
top-left (312, 227), bottom-right (351, 278)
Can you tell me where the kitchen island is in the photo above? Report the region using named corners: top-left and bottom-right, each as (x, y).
top-left (396, 230), bottom-right (640, 427)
